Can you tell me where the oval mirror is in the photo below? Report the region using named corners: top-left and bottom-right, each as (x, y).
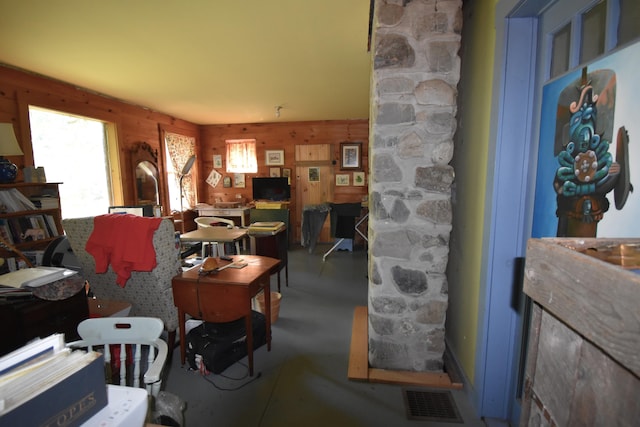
top-left (136, 160), bottom-right (159, 205)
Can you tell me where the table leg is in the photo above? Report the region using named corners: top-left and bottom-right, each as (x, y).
top-left (245, 314), bottom-right (253, 376)
top-left (264, 278), bottom-right (271, 351)
top-left (178, 308), bottom-right (187, 365)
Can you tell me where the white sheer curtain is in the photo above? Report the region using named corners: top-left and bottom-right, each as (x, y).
top-left (226, 139), bottom-right (257, 173)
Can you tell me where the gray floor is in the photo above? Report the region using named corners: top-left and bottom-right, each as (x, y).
top-left (163, 244), bottom-right (487, 427)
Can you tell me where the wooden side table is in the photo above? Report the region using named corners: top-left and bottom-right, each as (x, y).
top-left (171, 255), bottom-right (280, 376)
top-left (249, 226), bottom-right (288, 292)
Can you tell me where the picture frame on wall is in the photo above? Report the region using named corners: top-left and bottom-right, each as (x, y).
top-left (336, 174), bottom-right (350, 186)
top-left (265, 150), bottom-right (284, 166)
top-left (340, 142), bottom-right (362, 170)
top-left (234, 173), bottom-right (245, 188)
top-left (213, 154), bottom-right (222, 169)
top-left (308, 167), bottom-right (320, 182)
top-left (282, 167), bottom-right (291, 184)
top-left (270, 167), bottom-right (281, 177)
top-left (353, 171), bottom-right (365, 186)
top-left (223, 176), bottom-right (232, 188)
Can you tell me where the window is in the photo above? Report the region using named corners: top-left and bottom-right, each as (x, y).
top-left (580, 1), bottom-right (607, 64)
top-left (547, 0), bottom-right (640, 78)
top-left (164, 132), bottom-right (196, 212)
top-left (28, 107), bottom-right (116, 219)
top-left (226, 139), bottom-right (257, 173)
top-left (550, 24), bottom-right (571, 78)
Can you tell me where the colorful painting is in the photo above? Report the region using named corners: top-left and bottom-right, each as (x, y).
top-left (533, 41), bottom-right (638, 238)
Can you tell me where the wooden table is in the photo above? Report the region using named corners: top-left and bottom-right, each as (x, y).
top-left (171, 255), bottom-right (280, 376)
top-left (180, 227), bottom-right (248, 256)
top-left (249, 225), bottom-right (288, 292)
top-left (197, 207), bottom-right (250, 227)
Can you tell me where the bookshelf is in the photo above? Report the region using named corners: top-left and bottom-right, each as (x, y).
top-left (0, 182), bottom-right (63, 266)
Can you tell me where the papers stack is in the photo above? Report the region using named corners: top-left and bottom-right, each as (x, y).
top-left (0, 334), bottom-right (108, 427)
top-left (0, 266), bottom-right (78, 290)
top-left (248, 221), bottom-right (285, 233)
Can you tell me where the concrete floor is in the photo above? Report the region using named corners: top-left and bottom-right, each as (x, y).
top-left (162, 245), bottom-right (489, 427)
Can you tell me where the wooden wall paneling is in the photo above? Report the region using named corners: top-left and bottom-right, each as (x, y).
top-left (0, 65), bottom-right (199, 214)
top-left (201, 121), bottom-right (368, 245)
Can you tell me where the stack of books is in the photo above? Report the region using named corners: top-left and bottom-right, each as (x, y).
top-left (0, 189), bottom-right (37, 212)
top-left (30, 196), bottom-right (60, 210)
top-left (0, 334), bottom-right (108, 427)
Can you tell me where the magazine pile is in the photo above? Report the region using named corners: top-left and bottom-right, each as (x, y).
top-left (0, 334), bottom-right (107, 427)
top-left (0, 266), bottom-right (78, 297)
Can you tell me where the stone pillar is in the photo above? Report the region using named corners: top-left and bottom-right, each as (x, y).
top-left (368, 0), bottom-right (461, 372)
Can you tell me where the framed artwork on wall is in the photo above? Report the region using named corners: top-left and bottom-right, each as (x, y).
top-left (213, 154), bottom-right (222, 169)
top-left (234, 173), bottom-right (245, 188)
top-left (308, 167), bottom-right (320, 182)
top-left (223, 176), bottom-right (232, 188)
top-left (340, 142), bottom-right (362, 170)
top-left (270, 167), bottom-right (281, 177)
top-left (265, 150), bottom-right (284, 166)
top-left (336, 174), bottom-right (350, 186)
top-left (353, 171), bottom-right (365, 186)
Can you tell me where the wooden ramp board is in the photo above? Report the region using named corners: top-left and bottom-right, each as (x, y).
top-left (348, 305), bottom-right (369, 380)
top-left (348, 305), bottom-right (463, 389)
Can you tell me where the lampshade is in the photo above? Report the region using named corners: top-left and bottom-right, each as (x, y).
top-left (0, 123), bottom-right (23, 184)
top-left (0, 123), bottom-right (23, 156)
top-left (180, 155), bottom-right (196, 176)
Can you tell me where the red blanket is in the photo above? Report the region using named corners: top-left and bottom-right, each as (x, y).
top-left (86, 214), bottom-right (163, 287)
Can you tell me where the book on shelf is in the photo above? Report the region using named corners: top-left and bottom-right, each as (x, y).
top-left (0, 189), bottom-right (37, 213)
top-left (29, 196), bottom-right (59, 210)
top-left (0, 266), bottom-right (78, 289)
top-left (0, 334), bottom-right (108, 427)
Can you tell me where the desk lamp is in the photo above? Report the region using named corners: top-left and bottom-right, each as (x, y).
top-left (179, 155), bottom-right (196, 212)
top-left (0, 123), bottom-right (24, 184)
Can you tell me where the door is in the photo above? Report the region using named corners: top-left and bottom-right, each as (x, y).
top-left (485, 0), bottom-right (639, 423)
top-left (294, 144), bottom-right (333, 244)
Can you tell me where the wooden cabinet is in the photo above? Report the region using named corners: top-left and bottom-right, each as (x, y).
top-left (521, 238), bottom-right (640, 426)
top-left (0, 288), bottom-right (89, 356)
top-left (0, 182), bottom-right (63, 265)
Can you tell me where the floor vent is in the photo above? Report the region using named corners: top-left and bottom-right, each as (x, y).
top-left (402, 388), bottom-right (464, 423)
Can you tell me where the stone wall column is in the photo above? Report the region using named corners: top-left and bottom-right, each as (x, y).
top-left (368, 0), bottom-right (461, 372)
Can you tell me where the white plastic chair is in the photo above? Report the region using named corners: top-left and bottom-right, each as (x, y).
top-left (194, 216), bottom-right (240, 256)
top-left (67, 317), bottom-right (168, 397)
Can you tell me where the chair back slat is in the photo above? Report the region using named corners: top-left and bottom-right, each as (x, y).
top-left (67, 317), bottom-right (167, 396)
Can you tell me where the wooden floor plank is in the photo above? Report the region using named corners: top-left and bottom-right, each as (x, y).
top-left (369, 368), bottom-right (462, 389)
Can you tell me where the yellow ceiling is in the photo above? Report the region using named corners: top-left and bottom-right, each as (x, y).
top-left (0, 1), bottom-right (372, 125)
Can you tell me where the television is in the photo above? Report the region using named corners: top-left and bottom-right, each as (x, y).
top-left (252, 177), bottom-right (290, 201)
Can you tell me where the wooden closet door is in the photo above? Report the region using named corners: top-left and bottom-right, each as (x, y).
top-left (295, 144), bottom-right (333, 244)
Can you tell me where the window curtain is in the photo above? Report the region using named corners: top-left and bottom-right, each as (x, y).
top-left (165, 132), bottom-right (196, 211)
top-left (226, 139), bottom-right (257, 173)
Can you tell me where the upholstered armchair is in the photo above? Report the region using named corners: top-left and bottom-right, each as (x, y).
top-left (62, 216), bottom-right (181, 346)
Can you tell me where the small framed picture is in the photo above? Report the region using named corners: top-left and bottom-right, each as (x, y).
top-left (308, 167), bottom-right (320, 182)
top-left (353, 171), bottom-right (365, 186)
top-left (223, 176), bottom-right (232, 188)
top-left (234, 173), bottom-right (245, 188)
top-left (340, 142), bottom-right (362, 170)
top-left (336, 174), bottom-right (350, 186)
top-left (265, 150), bottom-right (284, 166)
top-left (282, 168), bottom-right (291, 178)
top-left (270, 167), bottom-right (281, 177)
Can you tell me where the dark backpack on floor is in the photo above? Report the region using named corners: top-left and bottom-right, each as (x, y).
top-left (186, 310), bottom-right (267, 374)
